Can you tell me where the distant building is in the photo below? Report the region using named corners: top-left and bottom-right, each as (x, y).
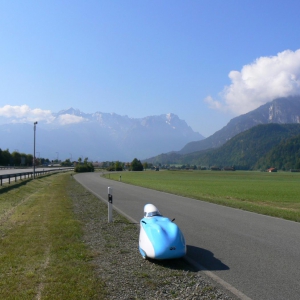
top-left (210, 166), bottom-right (221, 171)
top-left (223, 166), bottom-right (236, 171)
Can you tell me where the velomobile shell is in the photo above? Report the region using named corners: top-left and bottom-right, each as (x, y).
top-left (139, 211), bottom-right (186, 260)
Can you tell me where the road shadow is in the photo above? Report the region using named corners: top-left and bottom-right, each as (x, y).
top-left (186, 245), bottom-right (229, 271)
top-left (0, 173), bottom-right (55, 195)
top-left (144, 245), bottom-right (229, 272)
top-left (0, 179), bottom-right (30, 194)
top-left (147, 256), bottom-right (196, 271)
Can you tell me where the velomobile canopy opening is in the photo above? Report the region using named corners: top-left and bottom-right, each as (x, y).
top-left (144, 204), bottom-right (162, 217)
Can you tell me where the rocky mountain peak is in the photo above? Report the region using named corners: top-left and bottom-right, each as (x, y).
top-left (1, 110), bottom-right (204, 161)
top-left (179, 95), bottom-right (300, 155)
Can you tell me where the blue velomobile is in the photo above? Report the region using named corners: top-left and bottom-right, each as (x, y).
top-left (139, 204), bottom-right (186, 260)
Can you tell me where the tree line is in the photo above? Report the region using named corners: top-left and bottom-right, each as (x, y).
top-left (146, 124), bottom-right (300, 171)
top-left (74, 157), bottom-right (94, 172)
top-left (102, 158), bottom-right (155, 171)
top-left (0, 148), bottom-right (50, 167)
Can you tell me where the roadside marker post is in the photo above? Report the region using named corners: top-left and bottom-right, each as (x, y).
top-left (108, 187), bottom-right (113, 223)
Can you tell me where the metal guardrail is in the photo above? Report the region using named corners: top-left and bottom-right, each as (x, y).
top-left (0, 168), bottom-right (74, 186)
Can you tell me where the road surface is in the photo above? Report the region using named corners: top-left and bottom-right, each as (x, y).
top-left (75, 172), bottom-right (300, 300)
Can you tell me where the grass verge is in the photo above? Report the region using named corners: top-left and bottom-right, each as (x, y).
top-left (104, 170), bottom-right (300, 222)
top-left (0, 173), bottom-right (106, 299)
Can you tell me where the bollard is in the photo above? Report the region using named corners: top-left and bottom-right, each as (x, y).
top-left (119, 175), bottom-right (121, 182)
top-left (108, 187), bottom-right (113, 223)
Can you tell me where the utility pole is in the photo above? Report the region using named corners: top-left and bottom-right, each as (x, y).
top-left (33, 121), bottom-right (38, 178)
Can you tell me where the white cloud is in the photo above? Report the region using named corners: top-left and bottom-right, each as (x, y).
top-left (57, 114), bottom-right (85, 125)
top-left (204, 96), bottom-right (224, 111)
top-left (206, 49), bottom-right (300, 115)
top-left (0, 105), bottom-right (55, 123)
top-left (0, 105), bottom-right (87, 125)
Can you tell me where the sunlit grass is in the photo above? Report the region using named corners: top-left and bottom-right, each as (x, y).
top-left (105, 170), bottom-right (300, 222)
top-left (0, 173), bottom-right (106, 299)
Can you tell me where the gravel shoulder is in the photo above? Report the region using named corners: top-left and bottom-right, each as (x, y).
top-left (68, 176), bottom-right (235, 299)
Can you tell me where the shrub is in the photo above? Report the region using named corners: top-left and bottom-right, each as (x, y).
top-left (74, 163), bottom-right (94, 173)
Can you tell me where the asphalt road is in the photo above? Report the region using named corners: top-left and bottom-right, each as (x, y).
top-left (75, 172), bottom-right (300, 300)
top-left (0, 167), bottom-right (64, 175)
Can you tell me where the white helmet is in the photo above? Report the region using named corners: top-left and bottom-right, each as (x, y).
top-left (144, 204), bottom-right (162, 217)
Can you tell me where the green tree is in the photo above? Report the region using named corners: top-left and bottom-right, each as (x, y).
top-left (26, 154), bottom-right (33, 166)
top-left (115, 161), bottom-right (123, 171)
top-left (0, 149), bottom-right (11, 166)
top-left (75, 158), bottom-right (94, 172)
top-left (11, 151), bottom-right (21, 166)
top-left (61, 159), bottom-right (73, 167)
top-left (131, 158), bottom-right (143, 171)
top-left (40, 158), bottom-right (50, 166)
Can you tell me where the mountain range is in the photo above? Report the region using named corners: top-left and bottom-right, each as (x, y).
top-left (2, 96), bottom-right (300, 165)
top-left (0, 108), bottom-right (204, 162)
top-left (154, 123), bottom-right (300, 170)
top-left (179, 95), bottom-right (300, 154)
top-left (146, 96), bottom-right (300, 169)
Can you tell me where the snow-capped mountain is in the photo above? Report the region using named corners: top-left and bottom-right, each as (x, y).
top-left (0, 109), bottom-right (204, 161)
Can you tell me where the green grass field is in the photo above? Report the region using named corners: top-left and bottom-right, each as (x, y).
top-left (105, 170), bottom-right (300, 222)
top-left (0, 173), bottom-right (106, 299)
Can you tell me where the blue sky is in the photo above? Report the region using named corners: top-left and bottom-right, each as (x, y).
top-left (1, 0), bottom-right (300, 137)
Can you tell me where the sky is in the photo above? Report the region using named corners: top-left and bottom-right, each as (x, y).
top-left (1, 0), bottom-right (300, 137)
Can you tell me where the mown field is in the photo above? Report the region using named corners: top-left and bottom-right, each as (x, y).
top-left (0, 172), bottom-right (234, 300)
top-left (105, 170), bottom-right (300, 222)
top-left (0, 173), bottom-right (106, 300)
